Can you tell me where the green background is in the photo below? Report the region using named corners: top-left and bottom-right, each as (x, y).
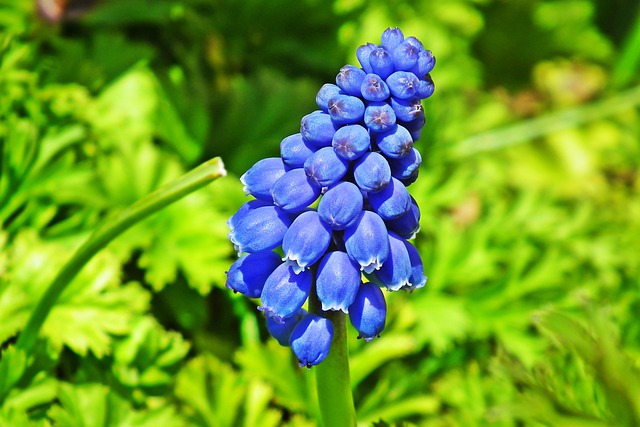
top-left (1, 0), bottom-right (640, 425)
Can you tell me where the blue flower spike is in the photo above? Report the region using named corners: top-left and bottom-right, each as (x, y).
top-left (226, 27), bottom-right (434, 365)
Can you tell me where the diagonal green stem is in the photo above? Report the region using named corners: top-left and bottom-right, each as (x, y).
top-left (14, 157), bottom-right (226, 355)
top-left (452, 84), bottom-right (640, 157)
top-left (309, 292), bottom-right (357, 427)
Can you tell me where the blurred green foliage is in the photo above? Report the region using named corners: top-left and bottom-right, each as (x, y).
top-left (1, 0), bottom-right (640, 425)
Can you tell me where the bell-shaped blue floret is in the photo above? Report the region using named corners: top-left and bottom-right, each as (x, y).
top-left (392, 40), bottom-right (420, 71)
top-left (267, 308), bottom-right (306, 346)
top-left (360, 73), bottom-right (390, 102)
top-left (226, 251), bottom-right (282, 298)
top-left (228, 205), bottom-right (292, 254)
top-left (388, 147), bottom-right (421, 186)
top-left (385, 196), bottom-right (420, 239)
top-left (369, 232), bottom-right (412, 291)
top-left (348, 282), bottom-right (386, 341)
top-left (376, 124), bottom-right (413, 159)
top-left (403, 240), bottom-right (427, 291)
top-left (417, 74), bottom-right (435, 99)
top-left (386, 71), bottom-right (420, 99)
top-left (282, 211), bottom-right (332, 273)
top-left (304, 146), bottom-right (349, 187)
top-left (380, 27), bottom-right (404, 51)
top-left (227, 199), bottom-right (271, 231)
top-left (301, 111), bottom-right (337, 148)
top-left (290, 314), bottom-right (334, 368)
top-left (390, 97), bottom-right (424, 123)
top-left (317, 181), bottom-right (363, 230)
top-left (336, 65), bottom-right (366, 97)
top-left (281, 133), bottom-right (316, 169)
top-left (328, 94), bottom-right (365, 125)
top-left (410, 50), bottom-right (436, 77)
top-left (404, 36), bottom-right (424, 50)
top-left (332, 124), bottom-right (370, 161)
top-left (272, 168), bottom-right (321, 213)
top-left (316, 251), bottom-right (362, 313)
top-left (364, 102), bottom-right (396, 134)
top-left (353, 152), bottom-right (391, 193)
top-left (356, 43), bottom-right (376, 74)
top-left (369, 46), bottom-right (394, 79)
top-left (240, 157), bottom-right (286, 201)
top-left (344, 210), bottom-right (390, 273)
top-left (368, 177), bottom-right (412, 220)
top-left (316, 83), bottom-right (342, 113)
top-left (259, 263), bottom-right (313, 322)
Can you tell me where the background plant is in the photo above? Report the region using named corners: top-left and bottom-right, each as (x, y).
top-left (1, 0), bottom-right (639, 425)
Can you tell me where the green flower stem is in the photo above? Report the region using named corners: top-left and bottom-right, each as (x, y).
top-left (15, 157), bottom-right (226, 355)
top-left (309, 291), bottom-right (357, 427)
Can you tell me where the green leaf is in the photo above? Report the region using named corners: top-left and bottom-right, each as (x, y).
top-left (83, 65), bottom-right (200, 162)
top-left (410, 293), bottom-right (472, 354)
top-left (0, 346), bottom-right (28, 399)
top-left (112, 316), bottom-right (190, 390)
top-left (45, 258), bottom-right (150, 358)
top-left (537, 309), bottom-right (640, 425)
top-left (175, 354), bottom-right (247, 427)
top-left (0, 406), bottom-right (51, 427)
top-left (47, 382), bottom-right (185, 427)
top-left (242, 380), bottom-right (283, 427)
top-left (235, 341), bottom-right (313, 415)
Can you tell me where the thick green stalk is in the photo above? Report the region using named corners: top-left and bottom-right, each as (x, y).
top-left (309, 292), bottom-right (357, 427)
top-left (15, 157), bottom-right (226, 354)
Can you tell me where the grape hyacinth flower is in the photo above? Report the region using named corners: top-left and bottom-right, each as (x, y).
top-left (226, 27), bottom-right (434, 368)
